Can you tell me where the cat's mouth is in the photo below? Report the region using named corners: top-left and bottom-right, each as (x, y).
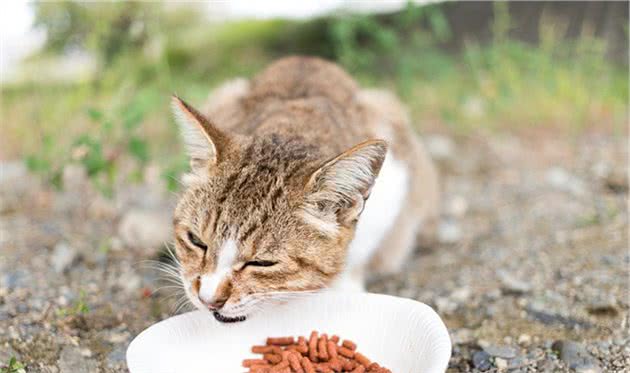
top-left (213, 311), bottom-right (246, 323)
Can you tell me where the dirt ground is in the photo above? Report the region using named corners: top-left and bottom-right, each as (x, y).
top-left (0, 131), bottom-right (627, 372)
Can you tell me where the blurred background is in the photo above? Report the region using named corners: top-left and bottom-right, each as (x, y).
top-left (0, 1), bottom-right (627, 372)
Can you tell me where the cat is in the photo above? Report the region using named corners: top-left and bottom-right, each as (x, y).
top-left (171, 56), bottom-right (439, 322)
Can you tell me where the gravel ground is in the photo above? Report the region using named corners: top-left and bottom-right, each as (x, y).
top-left (1, 131), bottom-right (627, 372)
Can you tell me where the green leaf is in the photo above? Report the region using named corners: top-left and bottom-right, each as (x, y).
top-left (128, 136), bottom-right (149, 163)
top-left (86, 108), bottom-right (103, 122)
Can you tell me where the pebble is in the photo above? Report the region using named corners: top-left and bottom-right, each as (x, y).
top-left (57, 346), bottom-right (99, 373)
top-left (105, 345), bottom-right (126, 369)
top-left (472, 350), bottom-right (492, 371)
top-left (424, 135), bottom-right (455, 161)
top-left (497, 270), bottom-right (532, 294)
top-left (117, 208), bottom-right (172, 250)
top-left (545, 167), bottom-right (586, 196)
top-left (437, 219), bottom-right (462, 244)
top-left (445, 195), bottom-right (469, 217)
top-left (552, 340), bottom-right (602, 373)
top-left (495, 357), bottom-right (508, 369)
top-left (586, 294), bottom-right (618, 316)
top-left (483, 344), bottom-right (518, 359)
top-left (50, 242), bottom-right (79, 274)
top-left (518, 334), bottom-right (532, 345)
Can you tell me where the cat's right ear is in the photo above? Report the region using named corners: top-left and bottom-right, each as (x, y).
top-left (171, 95), bottom-right (229, 171)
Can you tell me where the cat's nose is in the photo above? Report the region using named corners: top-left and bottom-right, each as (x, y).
top-left (199, 296), bottom-right (226, 311)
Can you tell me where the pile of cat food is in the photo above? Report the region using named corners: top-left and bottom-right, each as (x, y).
top-left (242, 331), bottom-right (392, 372)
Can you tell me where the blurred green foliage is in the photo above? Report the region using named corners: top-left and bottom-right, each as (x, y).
top-left (3, 1), bottom-right (627, 195)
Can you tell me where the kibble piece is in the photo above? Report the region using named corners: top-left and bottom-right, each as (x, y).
top-left (326, 340), bottom-right (338, 360)
top-left (308, 331), bottom-right (319, 362)
top-left (342, 340), bottom-right (357, 351)
top-left (350, 365), bottom-right (365, 373)
top-left (267, 337), bottom-right (295, 346)
top-left (250, 365), bottom-right (271, 373)
top-left (301, 356), bottom-right (316, 373)
top-left (318, 334), bottom-right (329, 361)
top-left (244, 359), bottom-right (268, 367)
top-left (264, 353), bottom-right (282, 364)
top-left (338, 346), bottom-right (355, 359)
top-left (288, 351), bottom-right (303, 372)
top-left (253, 345), bottom-right (275, 354)
top-left (354, 352), bottom-right (371, 367)
top-left (270, 360), bottom-right (289, 372)
top-left (330, 335), bottom-right (339, 344)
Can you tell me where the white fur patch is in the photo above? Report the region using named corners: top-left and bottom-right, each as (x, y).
top-left (198, 239), bottom-right (237, 304)
top-left (345, 153), bottom-right (409, 269)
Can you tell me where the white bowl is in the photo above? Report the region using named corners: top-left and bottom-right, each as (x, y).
top-left (126, 292), bottom-right (451, 373)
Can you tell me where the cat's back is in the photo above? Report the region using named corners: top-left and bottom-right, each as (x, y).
top-left (246, 56), bottom-right (358, 108)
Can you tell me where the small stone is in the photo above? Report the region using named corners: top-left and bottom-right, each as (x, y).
top-left (451, 328), bottom-right (474, 345)
top-left (435, 297), bottom-right (458, 314)
top-left (552, 340), bottom-right (601, 373)
top-left (62, 164), bottom-right (89, 192)
top-left (117, 209), bottom-right (172, 251)
top-left (117, 272), bottom-right (142, 293)
top-left (518, 334), bottom-right (532, 345)
top-left (495, 358), bottom-right (508, 369)
top-left (483, 344), bottom-right (517, 359)
top-left (50, 242), bottom-right (79, 274)
top-left (446, 195), bottom-right (468, 217)
top-left (105, 345), bottom-right (126, 369)
top-left (546, 167), bottom-right (586, 196)
top-left (57, 346), bottom-right (99, 373)
top-left (473, 350), bottom-right (492, 371)
top-left (451, 287), bottom-right (471, 303)
top-left (586, 294), bottom-right (618, 316)
top-left (437, 219), bottom-right (461, 244)
top-left (497, 270), bottom-right (532, 294)
top-left (424, 135), bottom-right (455, 161)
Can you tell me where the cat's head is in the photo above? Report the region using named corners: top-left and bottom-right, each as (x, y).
top-left (170, 96), bottom-right (386, 322)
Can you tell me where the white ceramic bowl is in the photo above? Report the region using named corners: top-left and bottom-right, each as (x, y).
top-left (127, 292), bottom-right (451, 373)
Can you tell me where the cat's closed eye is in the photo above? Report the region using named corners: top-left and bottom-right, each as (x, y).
top-left (187, 231), bottom-right (207, 251)
top-left (244, 260), bottom-right (277, 268)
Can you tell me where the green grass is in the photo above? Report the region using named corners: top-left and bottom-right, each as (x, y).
top-left (1, 2), bottom-right (627, 194)
top-left (0, 357), bottom-right (26, 373)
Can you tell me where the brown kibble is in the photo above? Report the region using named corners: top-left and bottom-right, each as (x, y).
top-left (341, 357), bottom-right (356, 371)
top-left (245, 333), bottom-right (389, 372)
top-left (267, 337), bottom-right (295, 346)
top-left (264, 353), bottom-right (282, 364)
top-left (338, 346), bottom-right (355, 358)
top-left (327, 358), bottom-right (342, 372)
top-left (250, 365), bottom-right (271, 373)
top-left (288, 351), bottom-right (303, 372)
top-left (270, 360), bottom-right (289, 372)
top-left (308, 331), bottom-right (319, 362)
top-left (301, 356), bottom-right (315, 373)
top-left (243, 358), bottom-right (268, 367)
top-left (318, 334), bottom-right (329, 360)
top-left (354, 352), bottom-right (371, 367)
top-left (326, 340), bottom-right (338, 360)
top-left (297, 336), bottom-right (309, 354)
top-left (342, 340), bottom-right (357, 351)
top-left (252, 345), bottom-right (275, 354)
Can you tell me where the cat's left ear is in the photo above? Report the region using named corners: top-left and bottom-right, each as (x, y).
top-left (171, 95), bottom-right (230, 170)
top-left (301, 139), bottom-right (387, 234)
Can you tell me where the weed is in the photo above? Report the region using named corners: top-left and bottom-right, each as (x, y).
top-left (0, 357), bottom-right (26, 373)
